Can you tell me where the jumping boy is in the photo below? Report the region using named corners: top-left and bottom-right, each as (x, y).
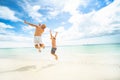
top-left (50, 30), bottom-right (58, 60)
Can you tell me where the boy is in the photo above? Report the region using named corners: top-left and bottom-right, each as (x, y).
top-left (50, 30), bottom-right (58, 60)
top-left (24, 20), bottom-right (46, 52)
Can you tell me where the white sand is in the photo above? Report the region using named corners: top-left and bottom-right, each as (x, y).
top-left (0, 54), bottom-right (120, 80)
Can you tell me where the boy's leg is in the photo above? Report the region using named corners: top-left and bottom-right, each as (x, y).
top-left (51, 53), bottom-right (58, 60)
top-left (51, 48), bottom-right (58, 60)
top-left (54, 54), bottom-right (58, 60)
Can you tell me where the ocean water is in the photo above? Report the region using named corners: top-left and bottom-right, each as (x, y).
top-left (0, 44), bottom-right (120, 59)
top-left (0, 44), bottom-right (120, 57)
top-left (58, 44), bottom-right (120, 54)
top-left (0, 44), bottom-right (120, 58)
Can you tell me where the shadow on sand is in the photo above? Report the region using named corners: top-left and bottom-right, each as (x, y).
top-left (0, 63), bottom-right (56, 74)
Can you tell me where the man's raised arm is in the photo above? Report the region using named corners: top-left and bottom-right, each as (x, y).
top-left (24, 20), bottom-right (37, 27)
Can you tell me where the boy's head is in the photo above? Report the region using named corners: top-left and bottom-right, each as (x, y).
top-left (51, 36), bottom-right (56, 40)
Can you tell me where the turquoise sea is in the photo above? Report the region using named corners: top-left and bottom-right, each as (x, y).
top-left (0, 44), bottom-right (120, 59)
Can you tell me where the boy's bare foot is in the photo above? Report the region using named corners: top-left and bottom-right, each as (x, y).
top-left (55, 56), bottom-right (58, 60)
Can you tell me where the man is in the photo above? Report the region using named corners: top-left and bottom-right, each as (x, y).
top-left (24, 20), bottom-right (46, 52)
top-left (50, 30), bottom-right (58, 60)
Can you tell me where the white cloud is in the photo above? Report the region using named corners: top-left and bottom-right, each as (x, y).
top-left (0, 22), bottom-right (14, 28)
top-left (0, 6), bottom-right (22, 22)
top-left (45, 0), bottom-right (89, 14)
top-left (0, 22), bottom-right (15, 35)
top-left (22, 25), bottom-right (35, 35)
top-left (32, 5), bottom-right (40, 11)
top-left (105, 0), bottom-right (113, 5)
top-left (0, 41), bottom-right (33, 48)
top-left (29, 5), bottom-right (43, 22)
top-left (0, 34), bottom-right (32, 41)
top-left (48, 10), bottom-right (59, 18)
top-left (0, 22), bottom-right (33, 48)
top-left (54, 26), bottom-right (65, 32)
top-left (62, 0), bottom-right (87, 15)
top-left (0, 23), bottom-right (32, 42)
top-left (46, 0), bottom-right (89, 18)
top-left (67, 0), bottom-right (120, 37)
top-left (19, 0), bottom-right (89, 22)
top-left (49, 0), bottom-right (120, 45)
top-left (0, 34), bottom-right (33, 48)
top-left (19, 0), bottom-right (43, 22)
top-left (89, 0), bottom-right (120, 35)
top-left (22, 25), bottom-right (34, 31)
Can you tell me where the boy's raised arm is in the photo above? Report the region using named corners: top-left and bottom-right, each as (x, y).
top-left (55, 32), bottom-right (58, 38)
top-left (50, 30), bottom-right (52, 38)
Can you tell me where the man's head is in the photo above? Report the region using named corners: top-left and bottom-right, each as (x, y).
top-left (39, 23), bottom-right (42, 26)
top-left (41, 24), bottom-right (46, 29)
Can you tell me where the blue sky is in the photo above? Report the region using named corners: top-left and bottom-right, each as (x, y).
top-left (0, 0), bottom-right (120, 48)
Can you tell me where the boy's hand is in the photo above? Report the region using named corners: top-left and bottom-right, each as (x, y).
top-left (50, 30), bottom-right (52, 32)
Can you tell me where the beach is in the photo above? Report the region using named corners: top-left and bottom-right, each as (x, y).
top-left (0, 0), bottom-right (120, 80)
top-left (0, 44), bottom-right (120, 80)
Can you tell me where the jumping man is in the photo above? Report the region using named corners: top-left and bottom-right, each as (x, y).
top-left (24, 20), bottom-right (46, 52)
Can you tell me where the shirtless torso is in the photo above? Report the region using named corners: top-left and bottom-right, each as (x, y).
top-left (34, 26), bottom-right (44, 36)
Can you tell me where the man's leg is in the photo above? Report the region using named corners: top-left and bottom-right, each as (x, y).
top-left (39, 44), bottom-right (45, 49)
top-left (35, 44), bottom-right (41, 52)
top-left (35, 44), bottom-right (39, 49)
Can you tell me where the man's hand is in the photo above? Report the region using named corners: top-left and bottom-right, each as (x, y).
top-left (24, 20), bottom-right (27, 24)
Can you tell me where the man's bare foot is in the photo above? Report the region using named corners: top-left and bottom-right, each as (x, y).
top-left (38, 46), bottom-right (41, 52)
top-left (43, 46), bottom-right (45, 49)
top-left (38, 49), bottom-right (41, 52)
